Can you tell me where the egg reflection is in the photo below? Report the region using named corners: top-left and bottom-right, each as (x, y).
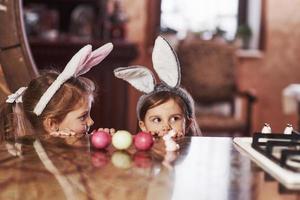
top-left (133, 151), bottom-right (153, 168)
top-left (111, 150), bottom-right (132, 169)
top-left (91, 151), bottom-right (109, 168)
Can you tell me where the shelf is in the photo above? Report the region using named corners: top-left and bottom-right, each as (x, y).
top-left (236, 49), bottom-right (264, 59)
top-left (24, 0), bottom-right (99, 5)
top-left (23, 0), bottom-right (108, 39)
top-left (28, 36), bottom-right (137, 63)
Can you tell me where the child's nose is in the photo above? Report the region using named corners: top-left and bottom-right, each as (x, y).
top-left (87, 117), bottom-right (94, 127)
top-left (162, 122), bottom-right (172, 132)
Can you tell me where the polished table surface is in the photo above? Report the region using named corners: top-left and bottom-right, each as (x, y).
top-left (0, 136), bottom-right (300, 200)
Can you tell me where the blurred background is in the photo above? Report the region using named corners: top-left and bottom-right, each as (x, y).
top-left (1, 0), bottom-right (300, 136)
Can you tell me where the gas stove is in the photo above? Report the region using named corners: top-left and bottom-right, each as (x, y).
top-left (233, 132), bottom-right (300, 190)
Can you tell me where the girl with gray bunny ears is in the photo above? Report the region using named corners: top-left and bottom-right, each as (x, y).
top-left (0, 43), bottom-right (113, 141)
top-left (114, 36), bottom-right (201, 137)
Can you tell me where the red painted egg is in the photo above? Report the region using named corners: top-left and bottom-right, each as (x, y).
top-left (91, 131), bottom-right (112, 149)
top-left (133, 131), bottom-right (154, 151)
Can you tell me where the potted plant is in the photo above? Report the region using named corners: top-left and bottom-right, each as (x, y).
top-left (236, 24), bottom-right (252, 49)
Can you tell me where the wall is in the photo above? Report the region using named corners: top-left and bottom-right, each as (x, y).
top-left (123, 0), bottom-right (300, 134)
top-left (238, 0), bottom-right (300, 132)
top-left (122, 0), bottom-right (152, 133)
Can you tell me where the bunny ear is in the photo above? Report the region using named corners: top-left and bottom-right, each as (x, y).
top-left (76, 43), bottom-right (113, 76)
top-left (60, 44), bottom-right (92, 78)
top-left (114, 66), bottom-right (156, 93)
top-left (33, 44), bottom-right (113, 116)
top-left (152, 36), bottom-right (181, 88)
top-left (33, 44), bottom-right (92, 115)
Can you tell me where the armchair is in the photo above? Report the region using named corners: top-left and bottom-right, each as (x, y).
top-left (177, 39), bottom-right (256, 136)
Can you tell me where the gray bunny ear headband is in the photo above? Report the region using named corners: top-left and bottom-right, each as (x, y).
top-left (114, 36), bottom-right (195, 120)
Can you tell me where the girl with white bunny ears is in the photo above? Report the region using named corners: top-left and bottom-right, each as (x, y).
top-left (0, 43), bottom-right (113, 140)
top-left (114, 36), bottom-right (201, 137)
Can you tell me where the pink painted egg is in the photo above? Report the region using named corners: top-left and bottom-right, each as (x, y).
top-left (133, 131), bottom-right (154, 151)
top-left (91, 131), bottom-right (112, 149)
top-left (91, 151), bottom-right (109, 167)
top-left (133, 151), bottom-right (153, 168)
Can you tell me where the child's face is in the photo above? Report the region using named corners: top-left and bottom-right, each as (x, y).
top-left (58, 95), bottom-right (94, 135)
top-left (139, 99), bottom-right (186, 137)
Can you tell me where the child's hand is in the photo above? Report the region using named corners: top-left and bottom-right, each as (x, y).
top-left (150, 130), bottom-right (184, 138)
top-left (97, 128), bottom-right (116, 135)
top-left (149, 131), bottom-right (162, 138)
top-left (50, 128), bottom-right (77, 137)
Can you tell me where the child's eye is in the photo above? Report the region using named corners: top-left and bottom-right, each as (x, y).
top-left (170, 116), bottom-right (182, 123)
top-left (152, 118), bottom-right (161, 123)
top-left (79, 114), bottom-right (88, 121)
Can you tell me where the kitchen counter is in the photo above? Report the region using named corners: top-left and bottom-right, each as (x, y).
top-left (0, 136), bottom-right (299, 200)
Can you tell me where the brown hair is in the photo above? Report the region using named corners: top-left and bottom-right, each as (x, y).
top-left (0, 71), bottom-right (96, 141)
top-left (139, 91), bottom-right (201, 136)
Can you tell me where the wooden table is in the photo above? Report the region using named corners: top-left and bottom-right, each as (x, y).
top-left (0, 136), bottom-right (299, 200)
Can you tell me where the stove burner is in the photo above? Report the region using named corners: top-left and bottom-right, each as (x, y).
top-left (252, 132), bottom-right (300, 172)
top-left (233, 131), bottom-right (300, 190)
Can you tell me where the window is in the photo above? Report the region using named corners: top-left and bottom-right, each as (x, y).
top-left (160, 0), bottom-right (262, 49)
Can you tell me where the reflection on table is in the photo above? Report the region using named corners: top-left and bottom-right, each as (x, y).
top-left (0, 135), bottom-right (299, 200)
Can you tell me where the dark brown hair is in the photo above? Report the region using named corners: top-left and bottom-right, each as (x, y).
top-left (0, 71), bottom-right (96, 141)
top-left (139, 91), bottom-right (201, 136)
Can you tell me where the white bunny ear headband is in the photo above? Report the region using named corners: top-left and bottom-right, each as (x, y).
top-left (7, 43), bottom-right (113, 116)
top-left (114, 36), bottom-right (195, 120)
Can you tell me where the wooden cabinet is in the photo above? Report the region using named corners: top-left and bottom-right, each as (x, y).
top-left (23, 0), bottom-right (138, 130)
top-left (29, 38), bottom-right (138, 131)
top-left (23, 0), bottom-right (128, 41)
top-left (23, 0), bottom-right (108, 39)
top-left (0, 0), bottom-right (137, 130)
